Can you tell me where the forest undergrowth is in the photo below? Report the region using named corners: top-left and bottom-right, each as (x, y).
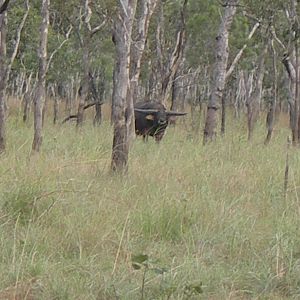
top-left (0, 110), bottom-right (300, 299)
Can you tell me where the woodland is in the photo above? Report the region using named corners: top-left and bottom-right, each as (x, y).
top-left (0, 0), bottom-right (300, 299)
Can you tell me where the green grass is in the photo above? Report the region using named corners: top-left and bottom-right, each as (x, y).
top-left (1, 113), bottom-right (300, 299)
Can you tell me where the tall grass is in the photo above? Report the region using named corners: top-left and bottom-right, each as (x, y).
top-left (0, 112), bottom-right (300, 299)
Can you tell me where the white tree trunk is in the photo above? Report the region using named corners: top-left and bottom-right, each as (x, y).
top-left (126, 0), bottom-right (158, 142)
top-left (32, 0), bottom-right (49, 152)
top-left (203, 0), bottom-right (238, 144)
top-left (0, 9), bottom-right (7, 152)
top-left (111, 0), bottom-right (137, 172)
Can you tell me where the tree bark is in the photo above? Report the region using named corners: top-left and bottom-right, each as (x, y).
top-left (111, 0), bottom-right (137, 173)
top-left (203, 0), bottom-right (238, 144)
top-left (280, 0), bottom-right (299, 144)
top-left (265, 39), bottom-right (277, 144)
top-left (32, 0), bottom-right (49, 153)
top-left (93, 72), bottom-right (105, 126)
top-left (246, 44), bottom-right (267, 141)
top-left (53, 96), bottom-right (59, 124)
top-left (169, 64), bottom-right (183, 125)
top-left (0, 8), bottom-right (7, 152)
top-left (221, 90), bottom-right (226, 136)
top-left (76, 0), bottom-right (91, 127)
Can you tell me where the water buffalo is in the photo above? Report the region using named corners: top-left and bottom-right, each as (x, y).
top-left (134, 101), bottom-right (187, 142)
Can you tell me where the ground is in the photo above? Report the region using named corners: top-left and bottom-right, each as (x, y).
top-left (0, 109), bottom-right (300, 299)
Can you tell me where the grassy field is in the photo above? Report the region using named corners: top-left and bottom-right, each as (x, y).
top-left (1, 110), bottom-right (300, 299)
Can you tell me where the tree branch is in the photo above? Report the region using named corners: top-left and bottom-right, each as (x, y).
top-left (225, 21), bottom-right (260, 81)
top-left (90, 19), bottom-right (106, 36)
top-left (46, 25), bottom-right (73, 73)
top-left (5, 0), bottom-right (29, 86)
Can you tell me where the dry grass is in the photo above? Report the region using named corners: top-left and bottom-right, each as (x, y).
top-left (0, 108), bottom-right (300, 299)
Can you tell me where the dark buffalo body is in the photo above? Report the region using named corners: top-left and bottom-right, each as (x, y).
top-left (134, 101), bottom-right (186, 142)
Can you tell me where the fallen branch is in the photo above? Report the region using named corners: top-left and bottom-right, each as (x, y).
top-left (62, 101), bottom-right (100, 123)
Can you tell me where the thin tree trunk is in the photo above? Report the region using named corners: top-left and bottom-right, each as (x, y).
top-left (221, 91), bottom-right (226, 136)
top-left (169, 65), bottom-right (183, 125)
top-left (32, 0), bottom-right (49, 153)
top-left (265, 39), bottom-right (277, 144)
top-left (160, 0), bottom-right (188, 106)
top-left (23, 90), bottom-right (31, 122)
top-left (130, 0), bottom-right (157, 104)
top-left (5, 0), bottom-right (29, 93)
top-left (296, 36), bottom-right (300, 142)
top-left (247, 44), bottom-right (267, 141)
top-left (94, 73), bottom-right (105, 126)
top-left (94, 102), bottom-right (102, 125)
top-left (280, 0), bottom-right (299, 144)
top-left (76, 0), bottom-right (91, 127)
top-left (127, 0), bottom-right (158, 142)
top-left (53, 96), bottom-right (59, 124)
top-left (203, 1), bottom-right (238, 144)
top-left (22, 73), bottom-right (32, 122)
top-left (225, 21), bottom-right (260, 81)
top-left (0, 8), bottom-right (7, 152)
top-left (111, 0), bottom-right (137, 172)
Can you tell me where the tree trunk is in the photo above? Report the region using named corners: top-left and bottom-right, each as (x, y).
top-left (159, 0), bottom-right (188, 106)
top-left (280, 0), bottom-right (299, 145)
top-left (76, 0), bottom-right (91, 127)
top-left (0, 8), bottom-right (7, 152)
top-left (22, 91), bottom-right (31, 122)
top-left (221, 91), bottom-right (226, 136)
top-left (130, 0), bottom-right (157, 104)
top-left (111, 0), bottom-right (137, 173)
top-left (22, 73), bottom-right (33, 123)
top-left (127, 0), bottom-right (158, 142)
top-left (169, 65), bottom-right (183, 125)
top-left (247, 44), bottom-right (267, 141)
top-left (93, 73), bottom-right (105, 126)
top-left (53, 96), bottom-right (59, 124)
top-left (94, 102), bottom-right (102, 125)
top-left (203, 0), bottom-right (238, 144)
top-left (296, 37), bottom-right (300, 142)
top-left (32, 0), bottom-right (49, 153)
top-left (265, 39), bottom-right (277, 144)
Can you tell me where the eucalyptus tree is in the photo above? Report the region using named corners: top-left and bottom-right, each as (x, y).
top-left (246, 41), bottom-right (268, 141)
top-left (76, 0), bottom-right (107, 126)
top-left (126, 0), bottom-right (158, 141)
top-left (0, 0), bottom-right (29, 153)
top-left (32, 0), bottom-right (50, 152)
top-left (0, 0), bottom-right (9, 152)
top-left (203, 0), bottom-right (239, 144)
top-left (111, 0), bottom-right (137, 172)
top-left (265, 35), bottom-right (278, 145)
top-left (146, 0), bottom-right (188, 106)
top-left (280, 0), bottom-right (300, 144)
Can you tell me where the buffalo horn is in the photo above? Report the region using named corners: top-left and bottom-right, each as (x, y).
top-left (166, 111), bottom-right (187, 116)
top-left (134, 108), bottom-right (159, 114)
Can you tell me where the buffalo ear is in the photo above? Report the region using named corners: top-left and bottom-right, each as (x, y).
top-left (145, 114), bottom-right (154, 120)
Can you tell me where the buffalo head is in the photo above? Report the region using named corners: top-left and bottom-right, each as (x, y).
top-left (134, 101), bottom-right (187, 142)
